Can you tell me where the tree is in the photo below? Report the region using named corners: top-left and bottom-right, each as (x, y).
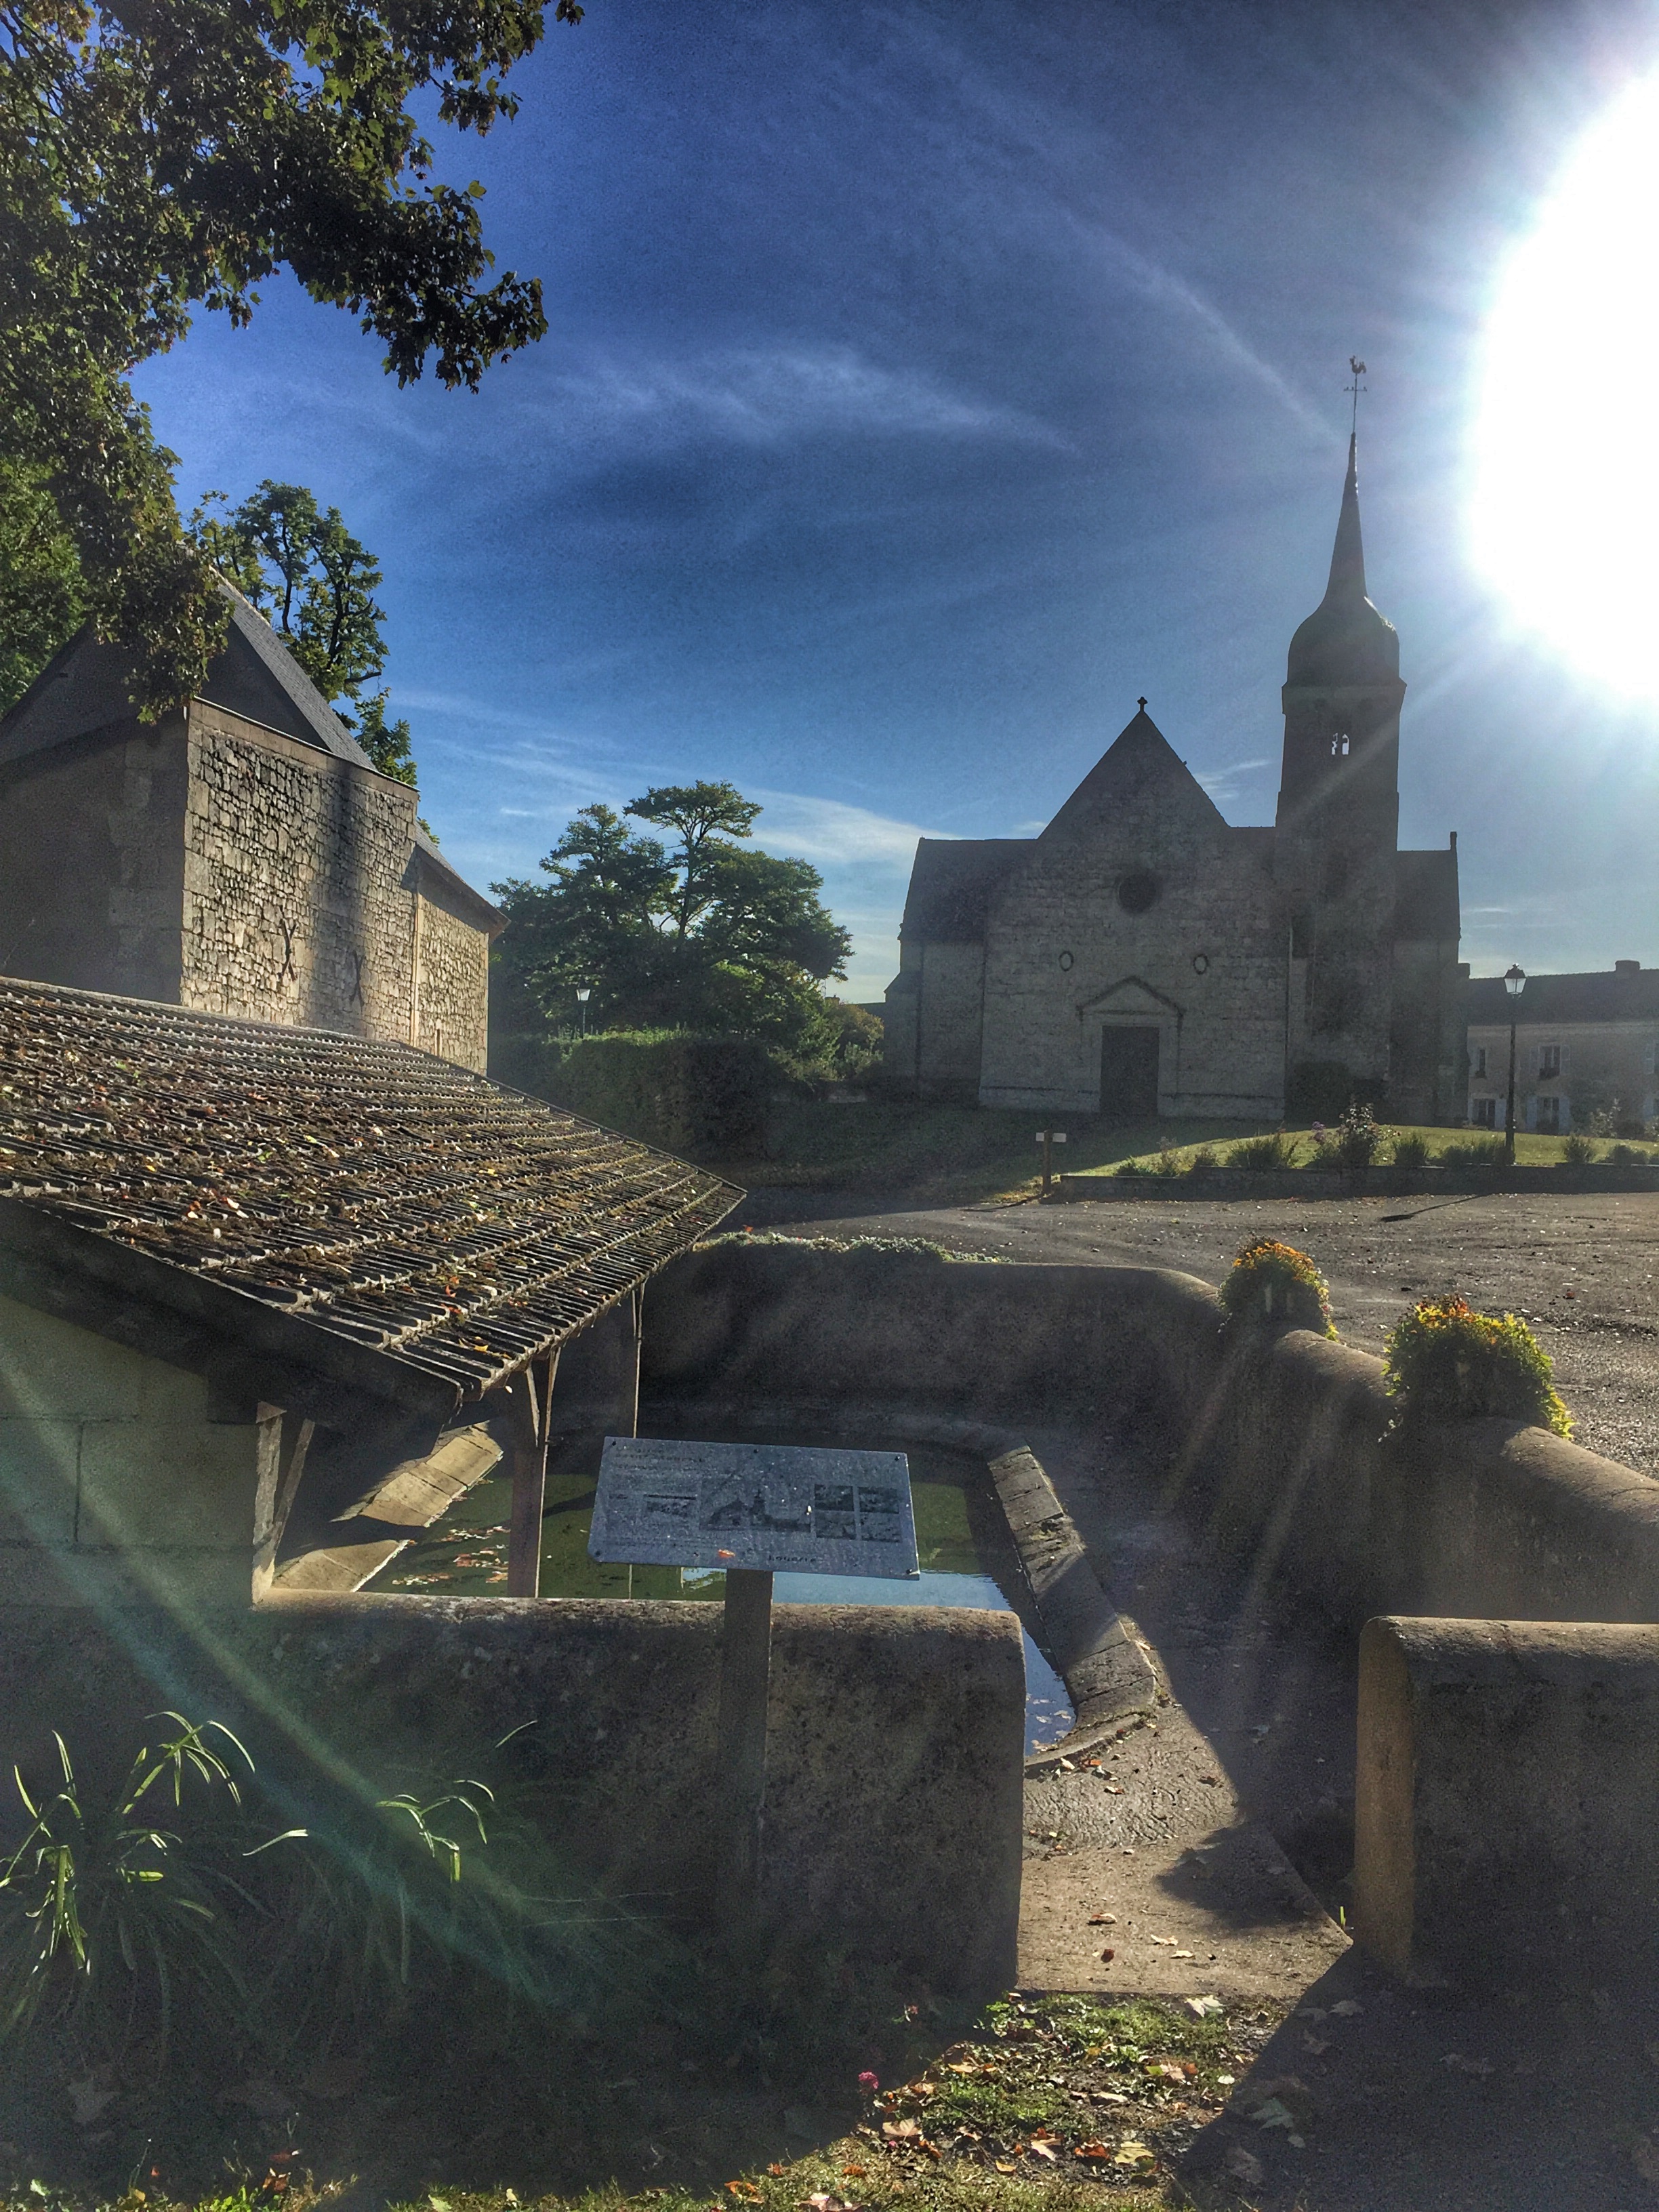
top-left (492, 783), bottom-right (855, 1045)
top-left (0, 0), bottom-right (584, 715)
top-left (186, 480), bottom-right (418, 786)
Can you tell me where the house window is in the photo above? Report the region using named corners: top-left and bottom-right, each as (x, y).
top-left (1471, 1045), bottom-right (1488, 1078)
top-left (1471, 1097), bottom-right (1497, 1128)
top-left (1538, 1044), bottom-right (1562, 1078)
top-left (1536, 1094), bottom-right (1562, 1133)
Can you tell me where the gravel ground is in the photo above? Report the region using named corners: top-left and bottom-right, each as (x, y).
top-left (736, 1186), bottom-right (1659, 1475)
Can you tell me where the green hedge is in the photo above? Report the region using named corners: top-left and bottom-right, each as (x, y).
top-left (520, 1030), bottom-right (775, 1158)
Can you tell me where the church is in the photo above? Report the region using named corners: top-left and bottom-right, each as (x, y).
top-left (882, 438), bottom-right (1465, 1124)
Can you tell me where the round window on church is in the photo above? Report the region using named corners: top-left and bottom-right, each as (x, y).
top-left (1192, 952), bottom-right (1210, 975)
top-left (1117, 869), bottom-right (1161, 915)
top-left (1057, 950), bottom-right (1074, 972)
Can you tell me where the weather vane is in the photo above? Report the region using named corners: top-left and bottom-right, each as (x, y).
top-left (1345, 355), bottom-right (1368, 436)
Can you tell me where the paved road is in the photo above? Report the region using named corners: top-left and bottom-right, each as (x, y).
top-left (738, 1185), bottom-right (1659, 1475)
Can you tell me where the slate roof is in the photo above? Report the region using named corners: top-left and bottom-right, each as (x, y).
top-left (1394, 848), bottom-right (1459, 942)
top-left (899, 840), bottom-right (1027, 941)
top-left (0, 977), bottom-right (738, 1426)
top-left (1467, 966), bottom-right (1659, 1026)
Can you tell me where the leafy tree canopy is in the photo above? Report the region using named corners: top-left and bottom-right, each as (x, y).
top-left (492, 783), bottom-right (857, 1047)
top-left (186, 480), bottom-right (417, 785)
top-left (0, 0), bottom-right (583, 716)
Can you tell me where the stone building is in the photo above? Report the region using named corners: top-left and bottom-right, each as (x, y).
top-left (884, 438), bottom-right (1465, 1122)
top-left (1465, 963), bottom-right (1659, 1135)
top-left (0, 590), bottom-right (499, 1070)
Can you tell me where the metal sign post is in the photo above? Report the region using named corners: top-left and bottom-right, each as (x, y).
top-left (1036, 1127), bottom-right (1067, 1195)
top-left (589, 1437), bottom-right (920, 1911)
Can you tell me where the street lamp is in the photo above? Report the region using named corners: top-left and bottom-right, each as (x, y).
top-left (575, 985), bottom-right (592, 1039)
top-left (1503, 964), bottom-right (1526, 1166)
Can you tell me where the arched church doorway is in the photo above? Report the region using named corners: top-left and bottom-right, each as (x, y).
top-left (1100, 1025), bottom-right (1160, 1120)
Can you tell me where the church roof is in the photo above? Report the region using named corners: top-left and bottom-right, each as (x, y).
top-left (0, 975), bottom-right (737, 1428)
top-left (0, 586), bottom-right (379, 772)
top-left (1042, 706), bottom-right (1227, 842)
top-left (1467, 964), bottom-right (1659, 1026)
top-left (899, 839), bottom-right (1028, 941)
top-left (1286, 435), bottom-right (1400, 689)
top-left (1394, 848), bottom-right (1459, 943)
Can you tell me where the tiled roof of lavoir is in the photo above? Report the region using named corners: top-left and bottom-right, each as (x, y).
top-left (0, 977), bottom-right (738, 1416)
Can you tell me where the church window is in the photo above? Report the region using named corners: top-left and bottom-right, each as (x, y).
top-left (1471, 1097), bottom-right (1497, 1128)
top-left (1116, 869), bottom-right (1160, 915)
top-left (1057, 950), bottom-right (1074, 972)
top-left (1471, 1045), bottom-right (1488, 1078)
top-left (1536, 1094), bottom-right (1562, 1134)
top-left (1191, 952), bottom-right (1210, 975)
top-left (1330, 731), bottom-right (1351, 758)
top-left (1538, 1043), bottom-right (1562, 1079)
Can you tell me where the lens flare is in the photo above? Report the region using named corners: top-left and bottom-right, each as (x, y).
top-left (1471, 73), bottom-right (1659, 697)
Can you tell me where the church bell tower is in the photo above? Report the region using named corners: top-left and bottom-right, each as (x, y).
top-left (1275, 428), bottom-right (1406, 1107)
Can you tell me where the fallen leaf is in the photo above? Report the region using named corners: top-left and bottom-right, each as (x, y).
top-left (1150, 1936), bottom-right (1176, 1947)
top-left (1088, 1913), bottom-right (1117, 1925)
top-left (1100, 1946), bottom-right (1115, 1962)
top-left (1073, 2142), bottom-right (1114, 2161)
top-left (1113, 2140), bottom-right (1156, 2169)
top-left (1252, 2097), bottom-right (1297, 2131)
top-left (840, 2167), bottom-right (867, 2179)
top-left (1198, 1773), bottom-right (1220, 1785)
top-left (1028, 2141), bottom-right (1058, 2163)
top-left (1186, 1996), bottom-right (1223, 2018)
top-left (66, 2082), bottom-right (115, 2129)
top-left (1441, 2053), bottom-right (1494, 2076)
top-left (1172, 1948), bottom-right (1195, 1959)
top-left (1224, 2145), bottom-right (1264, 2186)
top-left (994, 2161), bottom-right (1016, 2175)
top-left (1633, 2135), bottom-right (1659, 2184)
top-left (1303, 2034), bottom-right (1330, 2055)
top-left (1331, 1999), bottom-right (1364, 2017)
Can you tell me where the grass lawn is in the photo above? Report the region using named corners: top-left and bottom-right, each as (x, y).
top-left (1071, 1124), bottom-right (1639, 1177)
top-left (722, 1101), bottom-right (1275, 1206)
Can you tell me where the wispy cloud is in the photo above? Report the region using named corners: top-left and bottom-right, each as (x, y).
top-left (748, 789), bottom-right (954, 867)
top-left (523, 345), bottom-right (1067, 453)
top-left (1194, 755), bottom-right (1273, 804)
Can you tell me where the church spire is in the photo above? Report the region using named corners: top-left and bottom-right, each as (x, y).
top-left (1324, 433), bottom-right (1366, 603)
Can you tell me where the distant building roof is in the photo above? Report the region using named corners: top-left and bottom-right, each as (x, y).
top-left (0, 978), bottom-right (737, 1428)
top-left (1467, 964), bottom-right (1659, 1025)
top-left (899, 839), bottom-right (1028, 941)
top-left (1395, 848), bottom-right (1459, 942)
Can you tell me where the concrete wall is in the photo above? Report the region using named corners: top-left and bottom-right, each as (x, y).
top-left (1355, 1616), bottom-right (1659, 1990)
top-left (0, 1290), bottom-right (271, 1606)
top-left (411, 868), bottom-right (491, 1072)
top-left (183, 703), bottom-right (424, 1044)
top-left (0, 1591), bottom-right (1024, 1993)
top-left (645, 1242), bottom-right (1659, 1633)
top-left (0, 717), bottom-right (187, 1002)
top-left (977, 810), bottom-right (1288, 1120)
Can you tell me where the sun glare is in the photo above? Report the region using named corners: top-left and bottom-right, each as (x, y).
top-left (1472, 73), bottom-right (1659, 697)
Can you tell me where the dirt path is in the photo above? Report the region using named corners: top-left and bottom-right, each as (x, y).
top-left (738, 1186), bottom-right (1659, 1474)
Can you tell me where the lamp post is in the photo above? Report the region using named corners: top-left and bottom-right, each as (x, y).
top-left (575, 985), bottom-right (591, 1038)
top-left (1503, 964), bottom-right (1526, 1166)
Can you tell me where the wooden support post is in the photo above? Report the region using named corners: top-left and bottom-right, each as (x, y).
top-left (506, 1350), bottom-right (558, 1598)
top-left (717, 1566), bottom-right (774, 1908)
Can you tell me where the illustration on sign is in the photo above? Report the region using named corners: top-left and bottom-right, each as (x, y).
top-left (590, 1437), bottom-right (920, 1577)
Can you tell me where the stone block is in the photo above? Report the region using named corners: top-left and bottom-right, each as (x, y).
top-left (1355, 1614), bottom-right (1659, 1990)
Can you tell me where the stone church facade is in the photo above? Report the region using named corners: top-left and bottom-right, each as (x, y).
top-left (884, 439), bottom-right (1464, 1124)
top-left (0, 590), bottom-right (499, 1071)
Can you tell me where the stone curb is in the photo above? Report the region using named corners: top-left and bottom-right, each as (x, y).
top-left (985, 1445), bottom-right (1160, 1758)
top-left (1052, 1163), bottom-right (1659, 1202)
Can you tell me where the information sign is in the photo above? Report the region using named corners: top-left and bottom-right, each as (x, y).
top-left (590, 1437), bottom-right (919, 1578)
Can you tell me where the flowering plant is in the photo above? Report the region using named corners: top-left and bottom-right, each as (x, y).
top-left (1383, 1296), bottom-right (1571, 1437)
top-left (1218, 1240), bottom-right (1336, 1338)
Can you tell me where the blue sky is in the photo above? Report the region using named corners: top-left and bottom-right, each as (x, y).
top-left (134, 0), bottom-right (1659, 998)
